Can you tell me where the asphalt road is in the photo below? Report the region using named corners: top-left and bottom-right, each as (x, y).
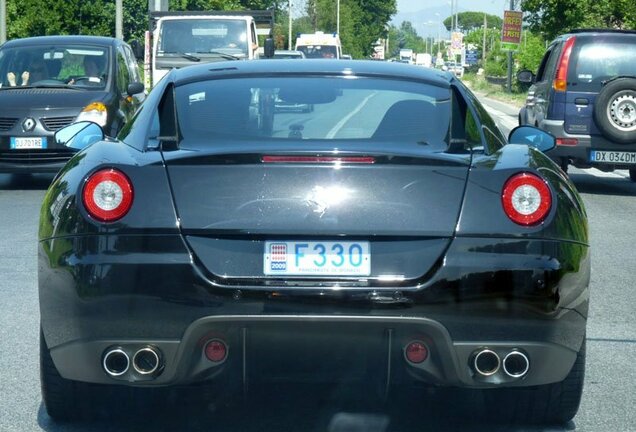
top-left (1, 95), bottom-right (635, 431)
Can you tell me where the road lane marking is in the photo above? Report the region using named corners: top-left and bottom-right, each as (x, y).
top-left (326, 92), bottom-right (377, 139)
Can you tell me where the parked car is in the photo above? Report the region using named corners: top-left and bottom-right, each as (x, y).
top-left (0, 35), bottom-right (145, 174)
top-left (445, 61), bottom-right (464, 78)
top-left (271, 49), bottom-right (305, 59)
top-left (518, 29), bottom-right (636, 179)
top-left (39, 60), bottom-right (589, 424)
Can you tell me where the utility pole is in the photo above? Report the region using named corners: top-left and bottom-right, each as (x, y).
top-left (506, 0), bottom-right (513, 93)
top-left (116, 0), bottom-right (123, 40)
top-left (336, 0), bottom-right (340, 35)
top-left (0, 0), bottom-right (6, 44)
top-left (482, 13), bottom-right (487, 64)
top-left (288, 0), bottom-right (292, 50)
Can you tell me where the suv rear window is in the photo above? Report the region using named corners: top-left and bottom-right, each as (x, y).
top-left (568, 37), bottom-right (636, 92)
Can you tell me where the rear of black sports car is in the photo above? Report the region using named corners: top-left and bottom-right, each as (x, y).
top-left (38, 61), bottom-right (590, 423)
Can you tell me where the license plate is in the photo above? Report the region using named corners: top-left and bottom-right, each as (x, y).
top-left (590, 150), bottom-right (636, 164)
top-left (264, 241), bottom-right (370, 276)
top-left (10, 137), bottom-right (46, 150)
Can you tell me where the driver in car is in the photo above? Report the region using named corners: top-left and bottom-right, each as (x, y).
top-left (68, 56), bottom-right (104, 85)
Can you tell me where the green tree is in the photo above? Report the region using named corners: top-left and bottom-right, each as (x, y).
top-left (521, 0), bottom-right (636, 40)
top-left (443, 12), bottom-right (502, 32)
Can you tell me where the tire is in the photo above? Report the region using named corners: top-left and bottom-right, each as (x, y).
top-left (594, 77), bottom-right (636, 144)
top-left (630, 168), bottom-right (636, 182)
top-left (483, 339), bottom-right (586, 425)
top-left (40, 329), bottom-right (102, 421)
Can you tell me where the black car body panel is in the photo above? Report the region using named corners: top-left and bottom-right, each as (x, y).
top-left (0, 35), bottom-right (144, 174)
top-left (38, 60), bottom-right (589, 422)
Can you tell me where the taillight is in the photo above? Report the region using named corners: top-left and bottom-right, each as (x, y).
top-left (502, 173), bottom-right (552, 226)
top-left (553, 36), bottom-right (576, 92)
top-left (82, 168), bottom-right (133, 222)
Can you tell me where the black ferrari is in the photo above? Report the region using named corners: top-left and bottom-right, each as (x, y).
top-left (38, 60), bottom-right (590, 423)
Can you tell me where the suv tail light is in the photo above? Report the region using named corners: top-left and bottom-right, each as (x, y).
top-left (502, 173), bottom-right (552, 226)
top-left (553, 36), bottom-right (576, 92)
top-left (82, 168), bottom-right (134, 222)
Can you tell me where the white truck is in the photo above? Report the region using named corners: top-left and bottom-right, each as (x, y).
top-left (295, 32), bottom-right (342, 59)
top-left (415, 53), bottom-right (432, 68)
top-left (144, 10), bottom-right (275, 90)
top-left (399, 48), bottom-right (414, 64)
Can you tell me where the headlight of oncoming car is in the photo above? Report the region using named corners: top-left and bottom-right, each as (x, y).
top-left (76, 102), bottom-right (108, 127)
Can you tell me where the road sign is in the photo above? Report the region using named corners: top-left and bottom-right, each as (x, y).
top-left (465, 49), bottom-right (479, 65)
top-left (501, 10), bottom-right (522, 51)
top-left (451, 32), bottom-right (463, 56)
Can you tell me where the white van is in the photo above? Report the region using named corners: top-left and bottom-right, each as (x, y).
top-left (295, 32), bottom-right (342, 59)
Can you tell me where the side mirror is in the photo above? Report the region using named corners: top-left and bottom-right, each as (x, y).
top-left (264, 38), bottom-right (275, 58)
top-left (127, 82), bottom-right (145, 96)
top-left (517, 69), bottom-right (535, 84)
top-left (55, 121), bottom-right (104, 150)
top-left (508, 125), bottom-right (555, 153)
top-left (129, 40), bottom-right (144, 60)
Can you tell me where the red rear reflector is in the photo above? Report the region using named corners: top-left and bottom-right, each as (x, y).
top-left (204, 340), bottom-right (227, 362)
top-left (262, 156), bottom-right (375, 164)
top-left (82, 168), bottom-right (134, 223)
top-left (553, 36), bottom-right (576, 92)
top-left (405, 341), bottom-right (429, 364)
top-left (556, 138), bottom-right (578, 146)
top-left (502, 173), bottom-right (552, 226)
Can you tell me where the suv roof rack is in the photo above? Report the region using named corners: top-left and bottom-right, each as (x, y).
top-left (568, 28), bottom-right (636, 35)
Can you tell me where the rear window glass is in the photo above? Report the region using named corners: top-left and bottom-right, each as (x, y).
top-left (568, 39), bottom-right (636, 91)
top-left (175, 76), bottom-right (451, 149)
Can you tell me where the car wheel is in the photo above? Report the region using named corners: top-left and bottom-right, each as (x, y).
top-left (40, 329), bottom-right (106, 421)
top-left (482, 339), bottom-right (585, 424)
top-left (629, 168), bottom-right (636, 182)
top-left (594, 77), bottom-right (636, 144)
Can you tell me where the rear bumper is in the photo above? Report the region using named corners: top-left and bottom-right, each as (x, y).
top-left (49, 315), bottom-right (579, 390)
top-left (39, 234), bottom-right (589, 389)
top-left (540, 119), bottom-right (636, 168)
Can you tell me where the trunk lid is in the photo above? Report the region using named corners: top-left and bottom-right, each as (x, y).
top-left (162, 144), bottom-right (470, 283)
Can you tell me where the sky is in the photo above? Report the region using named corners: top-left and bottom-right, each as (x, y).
top-left (394, 0), bottom-right (512, 38)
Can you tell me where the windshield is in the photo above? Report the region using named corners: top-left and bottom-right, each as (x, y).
top-left (0, 44), bottom-right (110, 89)
top-left (296, 45), bottom-right (338, 59)
top-left (174, 76), bottom-right (450, 148)
top-left (157, 19), bottom-right (248, 59)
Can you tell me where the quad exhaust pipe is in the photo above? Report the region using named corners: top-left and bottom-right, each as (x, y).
top-left (132, 346), bottom-right (162, 375)
top-left (473, 348), bottom-right (530, 378)
top-left (103, 348), bottom-right (130, 377)
top-left (473, 349), bottom-right (500, 376)
top-left (103, 346), bottom-right (162, 377)
top-left (502, 351), bottom-right (530, 378)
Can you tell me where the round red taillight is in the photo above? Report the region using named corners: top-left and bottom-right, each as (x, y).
top-left (502, 173), bottom-right (552, 226)
top-left (82, 168), bottom-right (133, 222)
top-left (204, 340), bottom-right (227, 362)
top-left (405, 341), bottom-right (429, 364)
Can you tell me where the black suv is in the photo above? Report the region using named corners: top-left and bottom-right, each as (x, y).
top-left (0, 35), bottom-right (145, 174)
top-left (518, 29), bottom-right (636, 180)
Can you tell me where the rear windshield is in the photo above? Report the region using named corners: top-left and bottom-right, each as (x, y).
top-left (568, 38), bottom-right (636, 91)
top-left (175, 76), bottom-right (451, 148)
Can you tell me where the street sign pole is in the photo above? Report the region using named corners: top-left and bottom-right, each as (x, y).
top-left (0, 0), bottom-right (6, 44)
top-left (506, 0), bottom-right (513, 93)
top-left (502, 6), bottom-right (521, 93)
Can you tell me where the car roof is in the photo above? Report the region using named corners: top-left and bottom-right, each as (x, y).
top-left (553, 28), bottom-right (636, 43)
top-left (173, 59), bottom-right (453, 88)
top-left (1, 35), bottom-right (123, 48)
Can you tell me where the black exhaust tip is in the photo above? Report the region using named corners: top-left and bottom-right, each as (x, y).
top-left (132, 347), bottom-right (162, 375)
top-left (503, 351), bottom-right (530, 378)
top-left (103, 348), bottom-right (129, 377)
top-left (473, 349), bottom-right (500, 376)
